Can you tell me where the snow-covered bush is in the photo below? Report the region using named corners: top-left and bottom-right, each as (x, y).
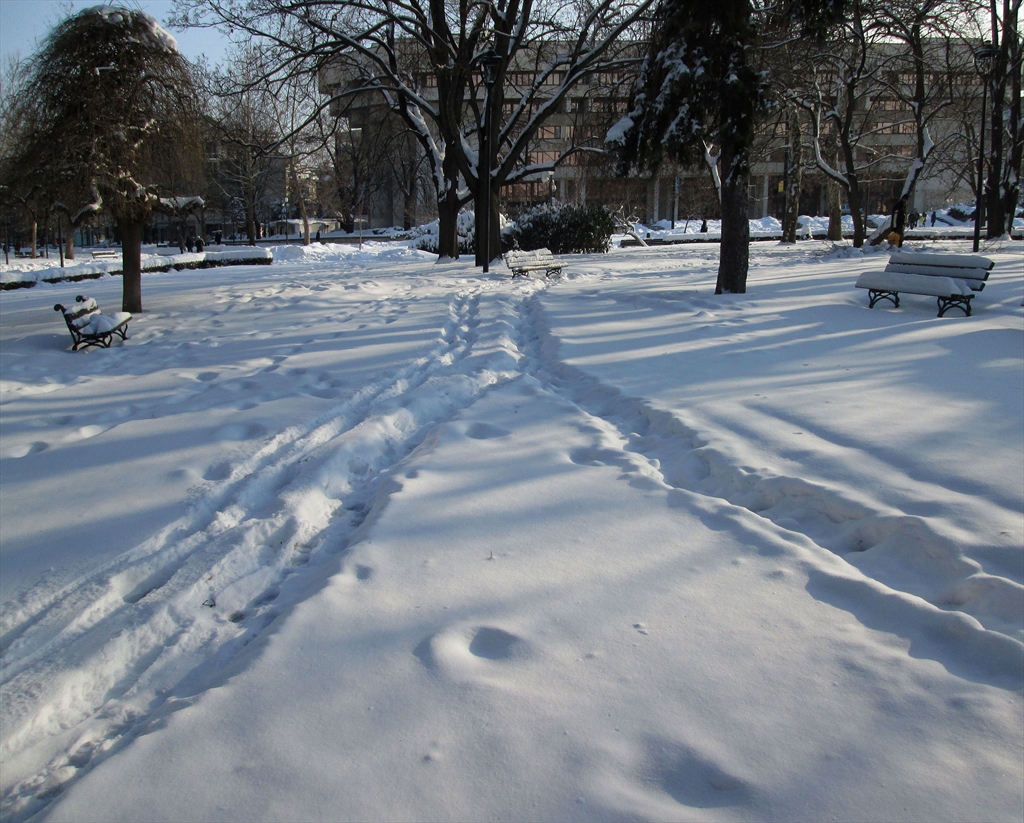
top-left (411, 211), bottom-right (516, 256)
top-left (511, 203), bottom-right (616, 254)
top-left (411, 212), bottom-right (477, 255)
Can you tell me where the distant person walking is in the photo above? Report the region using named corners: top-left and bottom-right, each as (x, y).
top-left (890, 195), bottom-right (908, 246)
top-left (195, 235), bottom-right (204, 253)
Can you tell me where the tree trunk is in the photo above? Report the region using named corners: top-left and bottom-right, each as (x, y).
top-left (473, 183), bottom-right (502, 268)
top-left (782, 109), bottom-right (802, 243)
top-left (716, 146), bottom-right (749, 294)
top-left (294, 165), bottom-right (310, 245)
top-left (120, 219), bottom-right (143, 313)
top-left (30, 220), bottom-right (37, 258)
top-left (986, 24), bottom-right (1007, 238)
top-left (63, 214), bottom-right (75, 260)
top-left (474, 81), bottom-right (503, 269)
top-left (1002, 0), bottom-right (1021, 236)
top-left (403, 174), bottom-right (418, 231)
top-left (436, 192), bottom-right (460, 260)
top-left (437, 158), bottom-right (462, 260)
top-left (827, 178), bottom-right (843, 241)
top-left (245, 199), bottom-right (257, 246)
top-left (847, 175), bottom-right (866, 247)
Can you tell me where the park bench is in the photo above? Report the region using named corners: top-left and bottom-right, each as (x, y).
top-left (855, 251), bottom-right (994, 317)
top-left (54, 295), bottom-right (131, 351)
top-left (504, 248), bottom-right (564, 279)
top-left (90, 249), bottom-right (119, 259)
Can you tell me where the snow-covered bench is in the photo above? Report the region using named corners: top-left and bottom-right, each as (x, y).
top-left (504, 248), bottom-right (563, 279)
top-left (855, 252), bottom-right (994, 317)
top-left (90, 249), bottom-right (119, 259)
top-left (54, 295), bottom-right (131, 351)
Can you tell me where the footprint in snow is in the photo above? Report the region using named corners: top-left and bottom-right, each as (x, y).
top-left (214, 423), bottom-right (267, 442)
top-left (414, 625), bottom-right (530, 677)
top-left (66, 424), bottom-right (109, 442)
top-left (465, 422), bottom-right (511, 440)
top-left (203, 461), bottom-right (233, 481)
top-left (5, 440), bottom-right (49, 458)
top-left (641, 737), bottom-right (753, 809)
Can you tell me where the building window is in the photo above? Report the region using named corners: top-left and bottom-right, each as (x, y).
top-left (529, 150), bottom-right (560, 165)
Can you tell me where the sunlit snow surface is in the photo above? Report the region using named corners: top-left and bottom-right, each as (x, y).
top-left (1, 238), bottom-right (1022, 822)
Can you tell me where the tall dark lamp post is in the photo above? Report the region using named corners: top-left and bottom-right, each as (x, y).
top-left (479, 49), bottom-right (501, 273)
top-left (973, 43), bottom-right (998, 253)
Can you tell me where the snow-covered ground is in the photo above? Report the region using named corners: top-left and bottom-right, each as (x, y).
top-left (1, 237), bottom-right (1022, 822)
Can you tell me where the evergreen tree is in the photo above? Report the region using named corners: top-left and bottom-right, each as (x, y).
top-left (610, 0), bottom-right (844, 293)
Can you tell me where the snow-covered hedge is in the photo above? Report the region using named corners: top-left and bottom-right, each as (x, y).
top-left (1, 247), bottom-right (273, 290)
top-left (512, 202), bottom-right (616, 254)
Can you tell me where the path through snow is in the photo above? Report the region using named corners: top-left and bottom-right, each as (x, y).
top-left (1, 239), bottom-right (1021, 821)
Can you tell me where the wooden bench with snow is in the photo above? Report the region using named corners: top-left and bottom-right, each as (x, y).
top-left (504, 248), bottom-right (563, 279)
top-left (90, 249), bottom-right (119, 259)
top-left (855, 251), bottom-right (994, 317)
top-left (54, 295), bottom-right (131, 351)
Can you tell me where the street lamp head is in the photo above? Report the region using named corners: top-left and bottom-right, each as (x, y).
top-left (973, 43), bottom-right (998, 79)
top-left (479, 50), bottom-right (502, 87)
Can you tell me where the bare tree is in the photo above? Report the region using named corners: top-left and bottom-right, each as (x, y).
top-left (794, 0), bottom-right (984, 246)
top-left (205, 46), bottom-right (281, 245)
top-left (983, 0), bottom-right (1023, 237)
top-left (794, 0), bottom-right (890, 247)
top-left (175, 0), bottom-right (657, 263)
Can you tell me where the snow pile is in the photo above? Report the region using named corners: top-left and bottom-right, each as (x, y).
top-left (268, 242), bottom-right (434, 266)
top-left (205, 247), bottom-right (273, 263)
top-left (0, 238), bottom-right (1021, 822)
top-left (0, 260), bottom-right (113, 287)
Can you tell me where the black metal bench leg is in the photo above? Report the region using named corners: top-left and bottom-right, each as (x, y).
top-left (936, 296), bottom-right (972, 317)
top-left (868, 289), bottom-right (899, 309)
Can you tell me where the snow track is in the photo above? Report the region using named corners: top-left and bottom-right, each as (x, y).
top-left (514, 293), bottom-right (1023, 679)
top-left (1, 246), bottom-right (1020, 820)
top-left (0, 282), bottom-right (533, 822)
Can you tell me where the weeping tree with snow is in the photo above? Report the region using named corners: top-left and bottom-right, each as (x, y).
top-left (609, 0), bottom-right (843, 293)
top-left (15, 6), bottom-right (202, 312)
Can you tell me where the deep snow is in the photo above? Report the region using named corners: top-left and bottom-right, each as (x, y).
top-left (1, 237), bottom-right (1022, 822)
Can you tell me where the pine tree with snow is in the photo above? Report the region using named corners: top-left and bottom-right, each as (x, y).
top-left (609, 0), bottom-right (844, 294)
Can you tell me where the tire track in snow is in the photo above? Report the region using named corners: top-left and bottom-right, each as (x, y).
top-left (0, 283), bottom-right (530, 823)
top-left (514, 293), bottom-right (1024, 678)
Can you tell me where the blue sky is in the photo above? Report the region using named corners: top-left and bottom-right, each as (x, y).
top-left (0, 0), bottom-right (230, 65)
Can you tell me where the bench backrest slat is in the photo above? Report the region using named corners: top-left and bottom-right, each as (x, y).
top-left (884, 262), bottom-right (989, 291)
top-left (888, 251), bottom-right (994, 270)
